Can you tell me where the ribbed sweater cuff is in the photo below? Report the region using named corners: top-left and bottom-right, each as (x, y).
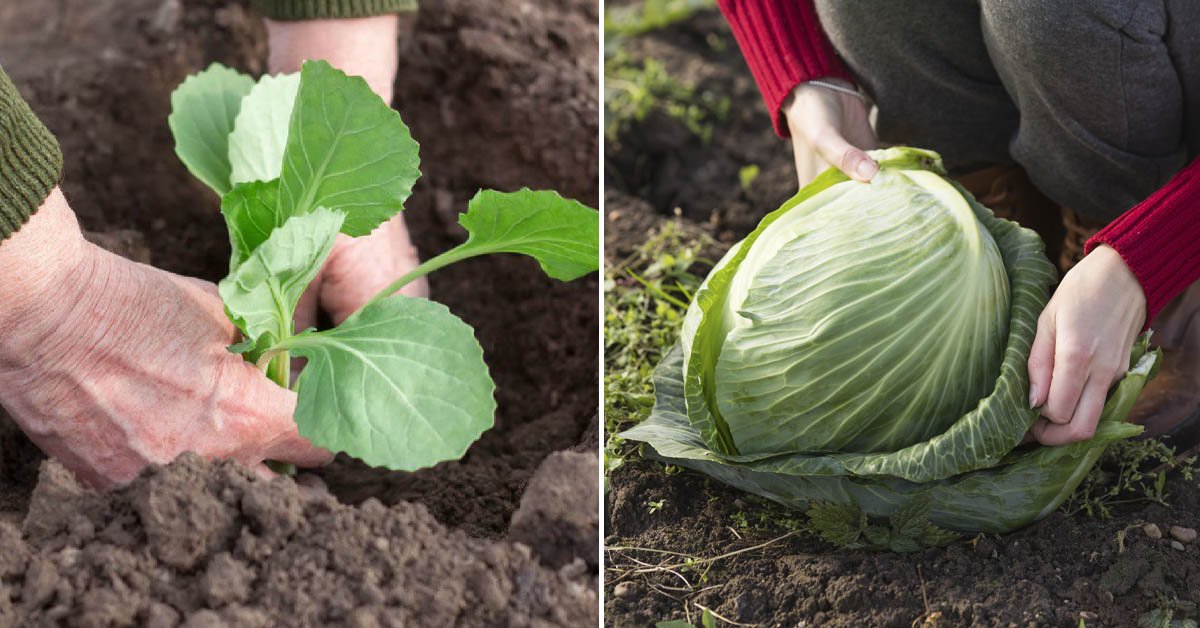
top-left (1085, 158), bottom-right (1200, 324)
top-left (252, 0), bottom-right (416, 20)
top-left (0, 67), bottom-right (62, 243)
top-left (717, 0), bottom-right (853, 137)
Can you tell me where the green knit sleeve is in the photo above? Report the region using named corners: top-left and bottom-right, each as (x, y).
top-left (251, 0), bottom-right (417, 20)
top-left (0, 66), bottom-right (62, 243)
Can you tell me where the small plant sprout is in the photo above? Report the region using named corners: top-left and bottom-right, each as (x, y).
top-left (169, 61), bottom-right (598, 471)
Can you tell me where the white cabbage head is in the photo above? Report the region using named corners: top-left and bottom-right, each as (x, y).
top-left (682, 149), bottom-right (1009, 455)
top-left (624, 147), bottom-right (1159, 534)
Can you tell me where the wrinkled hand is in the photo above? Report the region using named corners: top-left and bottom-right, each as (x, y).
top-left (264, 13), bottom-right (429, 329)
top-left (0, 190), bottom-right (330, 488)
top-left (782, 79), bottom-right (879, 186)
top-left (1027, 245), bottom-right (1146, 445)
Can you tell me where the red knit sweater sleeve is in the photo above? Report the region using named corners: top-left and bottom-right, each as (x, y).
top-left (1086, 157), bottom-right (1200, 323)
top-left (717, 0), bottom-right (853, 137)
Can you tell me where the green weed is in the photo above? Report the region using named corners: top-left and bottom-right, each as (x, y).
top-left (1064, 438), bottom-right (1197, 519)
top-left (605, 0), bottom-right (717, 37)
top-left (806, 500), bottom-right (960, 552)
top-left (605, 53), bottom-right (730, 144)
top-left (604, 222), bottom-right (712, 483)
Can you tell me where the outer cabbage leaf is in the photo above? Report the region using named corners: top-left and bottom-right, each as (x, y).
top-left (622, 342), bottom-right (1156, 533)
top-left (284, 295), bottom-right (496, 471)
top-left (455, 189), bottom-right (600, 281)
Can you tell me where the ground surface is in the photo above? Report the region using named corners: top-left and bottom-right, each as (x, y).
top-left (0, 0), bottom-right (599, 625)
top-left (604, 7), bottom-right (1200, 627)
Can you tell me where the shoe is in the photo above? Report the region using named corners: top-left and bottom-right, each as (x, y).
top-left (955, 164), bottom-right (1065, 267)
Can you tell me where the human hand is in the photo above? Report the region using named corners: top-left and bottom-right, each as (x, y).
top-left (1027, 245), bottom-right (1146, 445)
top-left (263, 13), bottom-right (429, 331)
top-left (264, 14), bottom-right (400, 103)
top-left (293, 213), bottom-right (429, 332)
top-left (782, 79), bottom-right (878, 187)
top-left (0, 189), bottom-right (330, 488)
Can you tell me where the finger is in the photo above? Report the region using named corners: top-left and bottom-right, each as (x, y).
top-left (252, 463), bottom-right (277, 481)
top-left (170, 274), bottom-right (220, 298)
top-left (1027, 312), bottom-right (1056, 409)
top-left (1028, 417), bottom-right (1052, 444)
top-left (842, 107), bottom-right (879, 151)
top-left (294, 282), bottom-right (321, 335)
top-left (1041, 337), bottom-right (1091, 424)
top-left (807, 126), bottom-right (878, 182)
top-left (791, 140), bottom-right (825, 188)
top-left (1115, 347), bottom-right (1132, 384)
top-left (235, 366), bottom-right (334, 468)
top-left (1033, 375), bottom-right (1109, 445)
top-left (264, 425), bottom-right (334, 468)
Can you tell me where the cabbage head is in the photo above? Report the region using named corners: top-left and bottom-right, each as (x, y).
top-left (621, 147), bottom-right (1159, 533)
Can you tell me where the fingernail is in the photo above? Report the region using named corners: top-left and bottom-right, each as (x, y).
top-left (1028, 385), bottom-right (1038, 409)
top-left (856, 159), bottom-right (877, 181)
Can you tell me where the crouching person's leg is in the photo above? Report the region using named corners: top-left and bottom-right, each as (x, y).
top-left (816, 0), bottom-right (1071, 258)
top-left (814, 0), bottom-right (1018, 172)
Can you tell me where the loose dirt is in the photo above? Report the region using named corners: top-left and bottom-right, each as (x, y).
top-left (0, 0), bottom-right (599, 625)
top-left (605, 8), bottom-right (1200, 627)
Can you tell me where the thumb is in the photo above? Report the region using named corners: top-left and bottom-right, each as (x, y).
top-left (265, 427), bottom-right (334, 468)
top-left (1027, 311), bottom-right (1056, 410)
top-left (254, 374), bottom-right (331, 467)
top-left (230, 361), bottom-right (334, 468)
top-left (808, 126), bottom-right (878, 182)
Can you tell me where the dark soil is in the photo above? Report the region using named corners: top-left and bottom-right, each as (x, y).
top-left (2, 454), bottom-right (595, 627)
top-left (604, 9), bottom-right (1200, 628)
top-left (0, 0), bottom-right (598, 625)
top-left (608, 460), bottom-right (1200, 627)
top-left (605, 10), bottom-right (795, 260)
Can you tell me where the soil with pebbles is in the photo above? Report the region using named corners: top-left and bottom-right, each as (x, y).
top-left (604, 8), bottom-right (1200, 627)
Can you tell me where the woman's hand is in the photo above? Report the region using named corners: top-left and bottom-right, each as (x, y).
top-left (1027, 245), bottom-right (1146, 445)
top-left (0, 189), bottom-right (330, 488)
top-left (264, 13), bottom-right (429, 329)
top-left (781, 79), bottom-right (879, 186)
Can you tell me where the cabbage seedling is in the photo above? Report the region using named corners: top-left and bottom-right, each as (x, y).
top-left (622, 147), bottom-right (1159, 534)
top-left (168, 61), bottom-right (598, 470)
